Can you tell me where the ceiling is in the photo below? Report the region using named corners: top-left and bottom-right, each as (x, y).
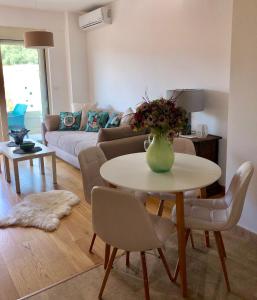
top-left (0, 0), bottom-right (113, 12)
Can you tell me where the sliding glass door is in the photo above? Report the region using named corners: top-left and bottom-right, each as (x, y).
top-left (0, 40), bottom-right (49, 142)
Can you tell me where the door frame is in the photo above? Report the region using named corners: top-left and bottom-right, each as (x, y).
top-left (0, 49), bottom-right (8, 140)
top-left (0, 39), bottom-right (50, 140)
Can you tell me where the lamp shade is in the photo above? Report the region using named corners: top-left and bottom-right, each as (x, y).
top-left (24, 31), bottom-right (54, 48)
top-left (166, 89), bottom-right (205, 112)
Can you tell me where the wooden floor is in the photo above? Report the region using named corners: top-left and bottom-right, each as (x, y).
top-left (0, 157), bottom-right (166, 300)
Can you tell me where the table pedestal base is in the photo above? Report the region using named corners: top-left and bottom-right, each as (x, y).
top-left (175, 192), bottom-right (187, 297)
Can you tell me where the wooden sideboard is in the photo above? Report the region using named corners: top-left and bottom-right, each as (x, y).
top-left (185, 134), bottom-right (223, 197)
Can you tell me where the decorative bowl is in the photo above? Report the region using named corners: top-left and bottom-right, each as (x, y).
top-left (20, 142), bottom-right (35, 152)
top-left (9, 128), bottom-right (30, 145)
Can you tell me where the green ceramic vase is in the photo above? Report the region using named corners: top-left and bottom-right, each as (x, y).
top-left (146, 134), bottom-right (174, 173)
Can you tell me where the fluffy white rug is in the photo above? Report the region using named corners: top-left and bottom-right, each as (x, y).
top-left (0, 190), bottom-right (80, 231)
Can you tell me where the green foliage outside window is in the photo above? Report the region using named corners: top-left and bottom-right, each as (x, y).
top-left (0, 44), bottom-right (38, 65)
top-left (6, 98), bottom-right (15, 112)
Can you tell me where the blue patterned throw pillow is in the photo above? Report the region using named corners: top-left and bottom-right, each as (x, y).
top-left (59, 111), bottom-right (82, 131)
top-left (105, 112), bottom-right (121, 128)
top-left (86, 111), bottom-right (109, 132)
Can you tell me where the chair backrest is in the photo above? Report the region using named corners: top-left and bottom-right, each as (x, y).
top-left (173, 137), bottom-right (196, 155)
top-left (13, 104), bottom-right (28, 116)
top-left (92, 186), bottom-right (162, 251)
top-left (224, 161), bottom-right (254, 230)
top-left (78, 147), bottom-right (107, 204)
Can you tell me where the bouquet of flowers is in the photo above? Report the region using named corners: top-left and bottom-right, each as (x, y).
top-left (130, 97), bottom-right (187, 140)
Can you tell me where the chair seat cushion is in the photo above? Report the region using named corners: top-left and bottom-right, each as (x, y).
top-left (149, 189), bottom-right (200, 201)
top-left (160, 189), bottom-right (200, 201)
top-left (171, 198), bottom-right (229, 231)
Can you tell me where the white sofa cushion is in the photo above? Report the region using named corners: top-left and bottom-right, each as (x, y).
top-left (45, 131), bottom-right (98, 156)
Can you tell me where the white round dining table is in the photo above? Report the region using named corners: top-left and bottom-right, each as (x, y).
top-left (100, 152), bottom-right (221, 193)
top-left (100, 152), bottom-right (221, 297)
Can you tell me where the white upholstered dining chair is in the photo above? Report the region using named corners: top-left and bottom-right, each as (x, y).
top-left (171, 161), bottom-right (254, 291)
top-left (78, 146), bottom-right (147, 268)
top-left (150, 138), bottom-right (200, 248)
top-left (156, 137), bottom-right (200, 216)
top-left (92, 186), bottom-right (175, 300)
top-left (78, 147), bottom-right (110, 269)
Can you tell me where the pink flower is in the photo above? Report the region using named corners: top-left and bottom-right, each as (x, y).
top-left (130, 97), bottom-right (187, 136)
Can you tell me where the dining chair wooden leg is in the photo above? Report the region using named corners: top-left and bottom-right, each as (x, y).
top-left (173, 229), bottom-right (190, 282)
top-left (173, 259), bottom-right (179, 282)
top-left (157, 248), bottom-right (173, 282)
top-left (214, 231), bottom-right (231, 292)
top-left (218, 231), bottom-right (227, 258)
top-left (126, 251), bottom-right (130, 267)
top-left (205, 231), bottom-right (210, 248)
top-left (99, 247), bottom-right (118, 299)
top-left (140, 252), bottom-right (150, 300)
top-left (189, 231), bottom-right (195, 249)
top-left (89, 233), bottom-right (96, 253)
top-left (104, 244), bottom-right (111, 270)
top-left (157, 199), bottom-right (165, 216)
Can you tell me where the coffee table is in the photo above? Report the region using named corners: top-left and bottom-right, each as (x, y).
top-left (0, 142), bottom-right (57, 194)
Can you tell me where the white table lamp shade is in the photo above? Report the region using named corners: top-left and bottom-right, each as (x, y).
top-left (166, 89), bottom-right (205, 112)
top-left (24, 31), bottom-right (54, 48)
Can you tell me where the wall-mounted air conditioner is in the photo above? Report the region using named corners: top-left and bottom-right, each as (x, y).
top-left (79, 7), bottom-right (111, 31)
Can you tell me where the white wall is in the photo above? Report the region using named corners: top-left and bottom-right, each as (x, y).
top-left (85, 0), bottom-right (233, 183)
top-left (227, 0), bottom-right (257, 233)
top-left (0, 5), bottom-right (71, 113)
top-left (64, 12), bottom-right (89, 111)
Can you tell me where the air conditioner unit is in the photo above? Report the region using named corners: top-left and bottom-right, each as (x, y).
top-left (79, 7), bottom-right (111, 31)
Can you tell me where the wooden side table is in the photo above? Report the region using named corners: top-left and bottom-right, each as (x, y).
top-left (185, 134), bottom-right (222, 197)
top-left (0, 142), bottom-right (57, 194)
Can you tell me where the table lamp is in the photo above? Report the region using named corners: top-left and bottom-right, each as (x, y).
top-left (166, 89), bottom-right (205, 134)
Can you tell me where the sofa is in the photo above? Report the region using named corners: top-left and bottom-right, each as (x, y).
top-left (42, 114), bottom-right (147, 168)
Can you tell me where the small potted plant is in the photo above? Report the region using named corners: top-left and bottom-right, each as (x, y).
top-left (130, 97), bottom-right (187, 173)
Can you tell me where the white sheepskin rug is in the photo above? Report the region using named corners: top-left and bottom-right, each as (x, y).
top-left (0, 190), bottom-right (80, 231)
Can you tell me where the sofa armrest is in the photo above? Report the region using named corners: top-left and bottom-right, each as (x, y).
top-left (44, 114), bottom-right (60, 131)
top-left (97, 126), bottom-right (147, 143)
top-left (98, 134), bottom-right (148, 160)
